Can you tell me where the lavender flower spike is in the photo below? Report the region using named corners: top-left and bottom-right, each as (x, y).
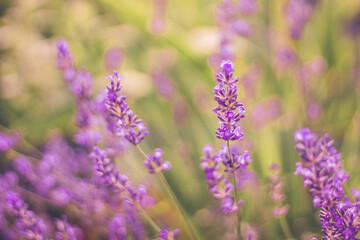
top-left (213, 60), bottom-right (246, 141)
top-left (294, 128), bottom-right (349, 208)
top-left (106, 71), bottom-right (149, 145)
top-left (55, 215), bottom-right (81, 240)
top-left (0, 130), bottom-right (21, 152)
top-left (6, 191), bottom-right (47, 240)
top-left (144, 148), bottom-right (172, 174)
top-left (153, 226), bottom-right (180, 240)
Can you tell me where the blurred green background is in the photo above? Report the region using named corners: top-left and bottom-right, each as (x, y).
top-left (1, 0), bottom-right (360, 239)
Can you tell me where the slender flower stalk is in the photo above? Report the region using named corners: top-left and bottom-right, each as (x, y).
top-left (89, 147), bottom-right (162, 234)
top-left (201, 60), bottom-right (251, 240)
top-left (136, 145), bottom-right (199, 240)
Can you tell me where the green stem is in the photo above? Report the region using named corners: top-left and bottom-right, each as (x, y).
top-left (136, 145), bottom-right (200, 240)
top-left (279, 216), bottom-right (293, 240)
top-left (227, 141), bottom-right (241, 240)
top-left (136, 203), bottom-right (161, 232)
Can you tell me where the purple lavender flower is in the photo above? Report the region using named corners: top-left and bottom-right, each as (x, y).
top-left (0, 130), bottom-right (21, 152)
top-left (200, 145), bottom-right (250, 213)
top-left (238, 0), bottom-right (257, 15)
top-left (144, 148), bottom-right (172, 174)
top-left (152, 71), bottom-right (175, 100)
top-left (106, 71), bottom-right (149, 145)
top-left (286, 0), bottom-right (319, 39)
top-left (90, 147), bottom-right (150, 205)
top-left (153, 226), bottom-right (180, 240)
top-left (5, 191), bottom-right (47, 240)
top-left (56, 39), bottom-right (76, 82)
top-left (294, 128), bottom-right (349, 208)
top-left (104, 49), bottom-right (123, 71)
top-left (54, 215), bottom-right (81, 240)
top-left (319, 201), bottom-right (360, 239)
top-left (213, 61), bottom-right (246, 141)
top-left (108, 214), bottom-right (127, 240)
top-left (268, 164), bottom-right (289, 218)
top-left (216, 144), bottom-right (251, 173)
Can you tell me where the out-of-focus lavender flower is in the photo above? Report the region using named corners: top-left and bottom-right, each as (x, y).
top-left (104, 49), bottom-right (123, 71)
top-left (152, 71), bottom-right (175, 100)
top-left (250, 97), bottom-right (281, 128)
top-left (238, 0), bottom-right (257, 15)
top-left (69, 70), bottom-right (93, 99)
top-left (106, 71), bottom-right (149, 145)
top-left (307, 103), bottom-right (322, 121)
top-left (149, 0), bottom-right (168, 34)
top-left (56, 39), bottom-right (75, 81)
top-left (241, 63), bottom-right (261, 99)
top-left (214, 61), bottom-right (246, 141)
top-left (210, 0), bottom-right (257, 71)
top-left (0, 130), bottom-right (21, 152)
top-left (294, 128), bottom-right (349, 208)
top-left (232, 19), bottom-right (252, 37)
top-left (54, 215), bottom-right (81, 240)
top-left (274, 47), bottom-right (298, 72)
top-left (73, 129), bottom-right (102, 148)
top-left (153, 226), bottom-right (180, 240)
top-left (123, 201), bottom-right (146, 240)
top-left (108, 214), bottom-right (127, 240)
top-left (268, 164), bottom-right (289, 218)
top-left (90, 147), bottom-right (150, 206)
top-left (286, 0), bottom-right (319, 39)
top-left (144, 148), bottom-right (172, 174)
top-left (5, 191), bottom-right (47, 240)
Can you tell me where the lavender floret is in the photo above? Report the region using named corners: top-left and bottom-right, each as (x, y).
top-left (106, 71), bottom-right (149, 145)
top-left (144, 148), bottom-right (172, 174)
top-left (5, 191), bottom-right (47, 240)
top-left (213, 61), bottom-right (246, 141)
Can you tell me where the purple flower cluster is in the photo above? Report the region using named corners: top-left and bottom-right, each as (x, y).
top-left (294, 128), bottom-right (360, 239)
top-left (200, 144), bottom-right (250, 213)
top-left (0, 130), bottom-right (21, 152)
top-left (106, 71), bottom-right (149, 145)
top-left (108, 214), bottom-right (127, 240)
top-left (319, 201), bottom-right (360, 240)
top-left (294, 128), bottom-right (349, 208)
top-left (90, 147), bottom-right (150, 205)
top-left (214, 60), bottom-right (245, 141)
top-left (267, 164), bottom-right (289, 218)
top-left (5, 191), bottom-right (47, 240)
top-left (56, 40), bottom-right (102, 148)
top-left (144, 148), bottom-right (172, 174)
top-left (54, 215), bottom-right (81, 240)
top-left (209, 0), bottom-right (257, 70)
top-left (286, 0), bottom-right (319, 39)
top-left (153, 226), bottom-right (180, 240)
